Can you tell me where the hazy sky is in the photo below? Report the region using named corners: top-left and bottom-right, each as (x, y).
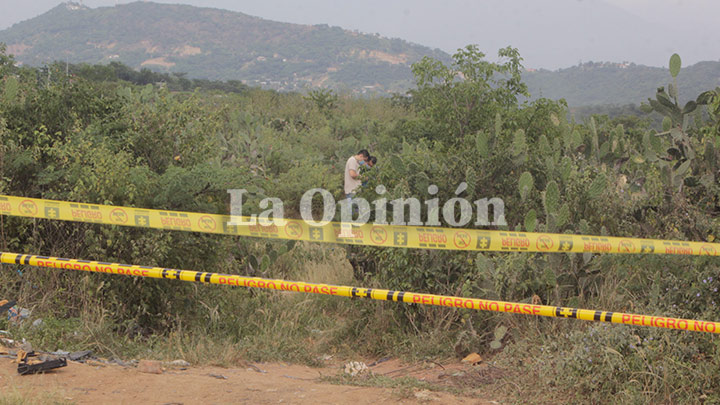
top-left (1, 0), bottom-right (718, 69)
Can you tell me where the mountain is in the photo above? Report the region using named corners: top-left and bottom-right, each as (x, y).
top-left (1, 2), bottom-right (719, 105)
top-left (0, 1), bottom-right (449, 94)
top-left (171, 0), bottom-right (720, 70)
top-left (523, 61), bottom-right (720, 106)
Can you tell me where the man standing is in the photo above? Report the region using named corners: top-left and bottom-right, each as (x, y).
top-left (344, 149), bottom-right (370, 200)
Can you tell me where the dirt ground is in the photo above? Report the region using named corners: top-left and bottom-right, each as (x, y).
top-left (0, 356), bottom-right (504, 404)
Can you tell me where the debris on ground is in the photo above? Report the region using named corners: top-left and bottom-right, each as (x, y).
top-left (207, 373), bottom-right (227, 380)
top-left (16, 349), bottom-right (68, 375)
top-left (111, 358), bottom-right (137, 367)
top-left (169, 359), bottom-right (190, 367)
top-left (8, 306), bottom-right (31, 323)
top-left (343, 361), bottom-right (369, 377)
top-left (137, 360), bottom-right (164, 374)
top-left (461, 352), bottom-right (483, 365)
top-left (69, 350), bottom-right (93, 361)
top-left (85, 359), bottom-right (107, 367)
top-left (367, 357), bottom-right (391, 367)
top-left (1, 299), bottom-right (31, 325)
top-left (51, 350), bottom-right (70, 357)
top-left (0, 300), bottom-right (16, 316)
top-left (0, 327), bottom-right (190, 379)
top-left (245, 363), bottom-right (266, 373)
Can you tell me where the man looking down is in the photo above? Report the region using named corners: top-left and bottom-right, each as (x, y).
top-left (344, 149), bottom-right (369, 200)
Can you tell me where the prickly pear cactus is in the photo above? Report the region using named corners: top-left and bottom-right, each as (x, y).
top-left (543, 181), bottom-right (560, 216)
top-left (518, 171), bottom-right (534, 201)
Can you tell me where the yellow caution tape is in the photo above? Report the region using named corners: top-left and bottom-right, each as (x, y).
top-left (1, 251), bottom-right (718, 333)
top-left (1, 194), bottom-right (718, 256)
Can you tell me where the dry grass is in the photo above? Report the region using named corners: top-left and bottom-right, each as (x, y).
top-left (0, 385), bottom-right (73, 405)
top-left (299, 245), bottom-right (354, 285)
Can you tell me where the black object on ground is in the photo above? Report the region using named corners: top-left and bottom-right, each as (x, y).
top-left (17, 350), bottom-right (68, 375)
top-left (68, 350), bottom-right (93, 361)
top-left (0, 300), bottom-right (16, 314)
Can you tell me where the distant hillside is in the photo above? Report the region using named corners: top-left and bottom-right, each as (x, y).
top-left (523, 61), bottom-right (720, 106)
top-left (2, 2), bottom-right (719, 104)
top-left (0, 1), bottom-right (449, 94)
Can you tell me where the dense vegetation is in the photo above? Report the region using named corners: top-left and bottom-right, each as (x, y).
top-left (1, 41), bottom-right (720, 403)
top-left (67, 61), bottom-right (250, 93)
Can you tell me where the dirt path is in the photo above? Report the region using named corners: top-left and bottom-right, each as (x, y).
top-left (0, 357), bottom-right (501, 404)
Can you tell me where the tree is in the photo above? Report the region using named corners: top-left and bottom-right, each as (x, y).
top-left (409, 45), bottom-right (528, 142)
top-left (304, 88), bottom-right (338, 117)
top-left (0, 43), bottom-right (17, 76)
